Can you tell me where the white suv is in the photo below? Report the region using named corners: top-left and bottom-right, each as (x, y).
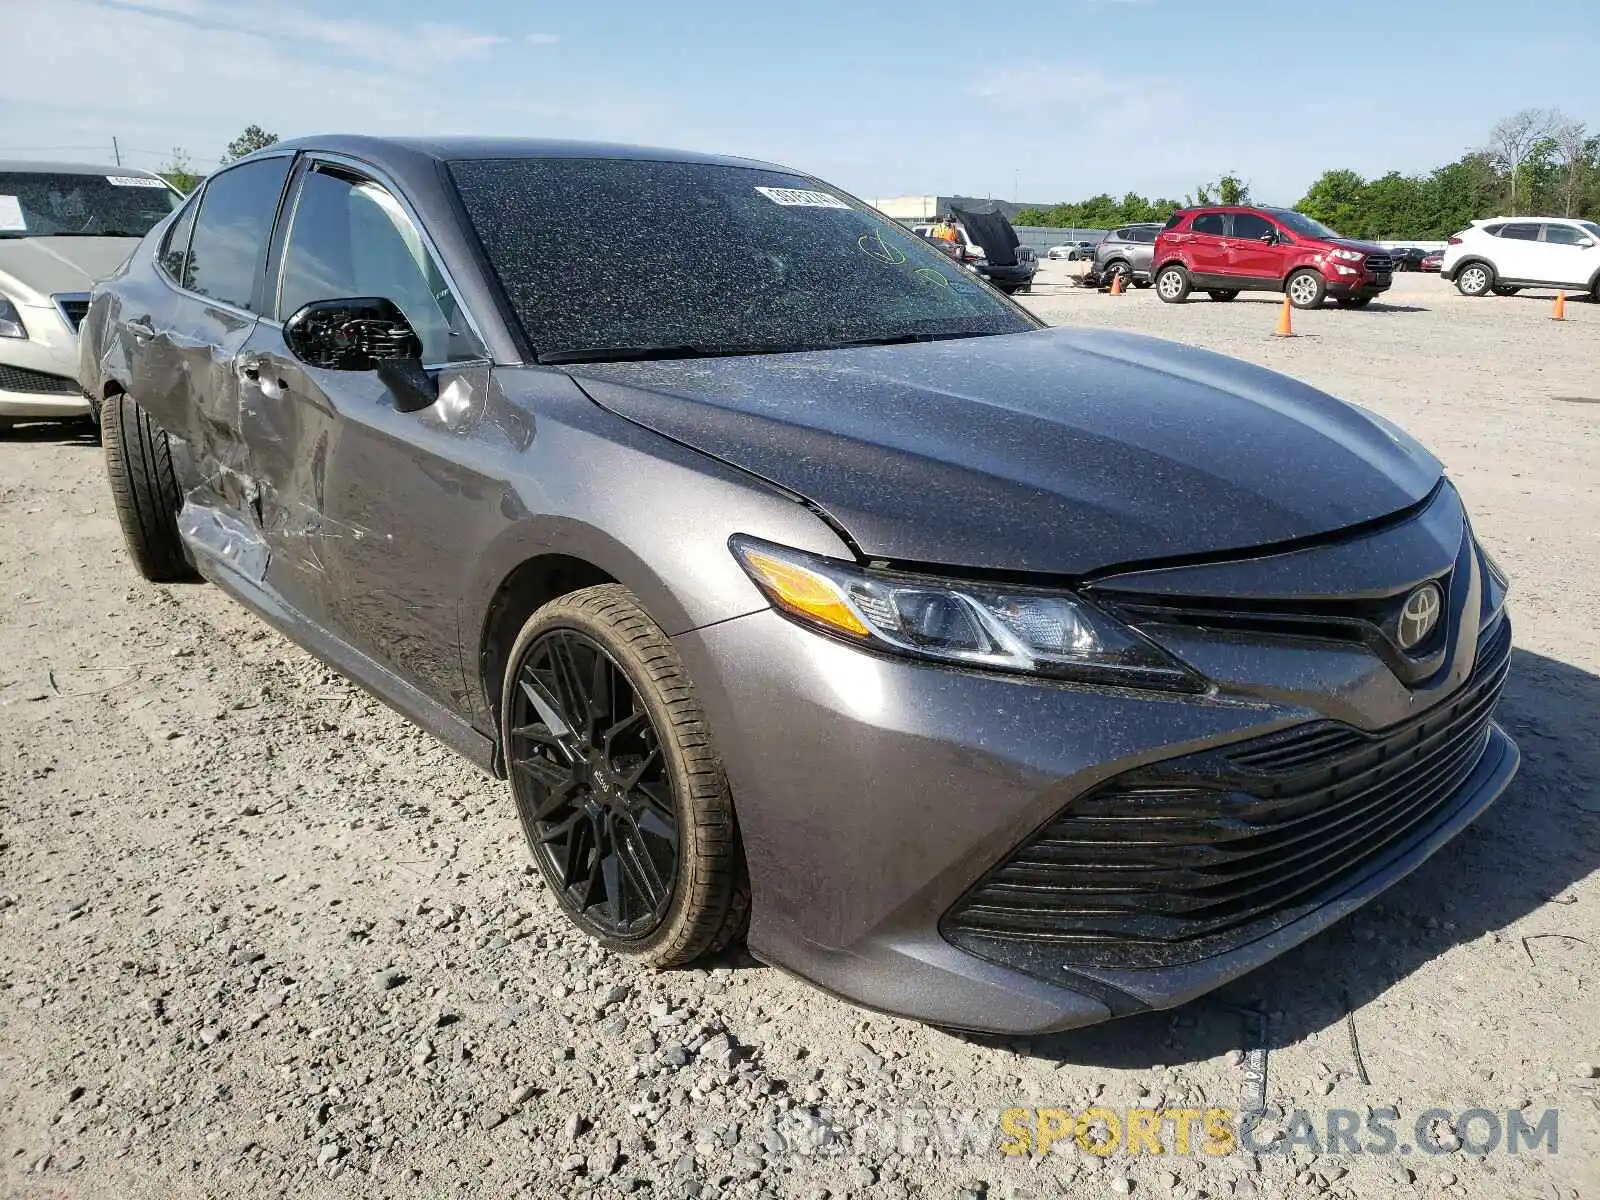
top-left (1441, 216), bottom-right (1600, 300)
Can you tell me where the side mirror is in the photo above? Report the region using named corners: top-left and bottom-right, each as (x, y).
top-left (283, 297), bottom-right (437, 414)
top-left (1260, 232), bottom-right (1278, 244)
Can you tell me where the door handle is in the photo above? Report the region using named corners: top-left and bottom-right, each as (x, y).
top-left (125, 319), bottom-right (155, 343)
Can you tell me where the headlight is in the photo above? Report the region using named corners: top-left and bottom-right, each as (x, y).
top-left (1330, 248), bottom-right (1364, 263)
top-left (730, 536), bottom-right (1202, 691)
top-left (0, 295), bottom-right (27, 339)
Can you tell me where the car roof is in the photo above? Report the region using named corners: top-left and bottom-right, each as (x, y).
top-left (0, 159), bottom-right (162, 177)
top-left (266, 134), bottom-right (790, 175)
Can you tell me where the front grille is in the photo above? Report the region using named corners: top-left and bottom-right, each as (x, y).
top-left (0, 363), bottom-right (81, 395)
top-left (53, 293), bottom-right (91, 332)
top-left (1365, 255), bottom-right (1395, 274)
top-left (943, 614), bottom-right (1512, 969)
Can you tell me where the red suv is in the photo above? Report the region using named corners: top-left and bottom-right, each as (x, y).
top-left (1151, 206), bottom-right (1394, 309)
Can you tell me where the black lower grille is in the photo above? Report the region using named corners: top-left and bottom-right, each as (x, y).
top-left (943, 615), bottom-right (1512, 969)
top-left (0, 363), bottom-right (81, 395)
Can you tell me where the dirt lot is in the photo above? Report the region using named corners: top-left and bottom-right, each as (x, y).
top-left (2, 272), bottom-right (1596, 1200)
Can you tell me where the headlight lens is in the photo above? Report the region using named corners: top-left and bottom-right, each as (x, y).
top-left (730, 536), bottom-right (1202, 691)
top-left (0, 295), bottom-right (28, 339)
top-left (1330, 248), bottom-right (1364, 263)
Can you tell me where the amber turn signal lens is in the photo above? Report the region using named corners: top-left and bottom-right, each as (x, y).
top-left (740, 549), bottom-right (869, 637)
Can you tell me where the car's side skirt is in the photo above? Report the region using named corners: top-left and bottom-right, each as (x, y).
top-left (191, 541), bottom-right (500, 778)
top-left (1189, 272), bottom-right (1282, 292)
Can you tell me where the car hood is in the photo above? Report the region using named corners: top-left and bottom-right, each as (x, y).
top-left (562, 326), bottom-right (1442, 576)
top-left (1326, 237), bottom-right (1389, 256)
top-left (0, 237), bottom-right (139, 303)
top-left (951, 204), bottom-right (1021, 267)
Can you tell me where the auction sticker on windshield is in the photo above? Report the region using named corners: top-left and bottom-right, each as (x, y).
top-left (754, 187), bottom-right (850, 209)
top-left (106, 176), bottom-right (168, 188)
top-left (0, 196), bottom-right (25, 231)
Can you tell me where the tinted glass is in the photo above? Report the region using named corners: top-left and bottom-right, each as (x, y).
top-left (1582, 222), bottom-right (1600, 239)
top-left (449, 158), bottom-right (1035, 361)
top-left (0, 171), bottom-right (181, 238)
top-left (1483, 224), bottom-right (1505, 236)
top-left (186, 157), bottom-right (291, 310)
top-left (1191, 213), bottom-right (1226, 236)
top-left (1163, 213), bottom-right (1184, 230)
top-left (1542, 224), bottom-right (1590, 246)
top-left (159, 194), bottom-right (199, 288)
top-left (1500, 224), bottom-right (1539, 241)
top-left (1125, 227), bottom-right (1157, 243)
top-left (278, 167), bottom-right (480, 364)
top-left (1231, 212), bottom-right (1275, 240)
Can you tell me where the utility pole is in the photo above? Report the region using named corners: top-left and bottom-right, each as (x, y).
top-left (112, 137), bottom-right (122, 166)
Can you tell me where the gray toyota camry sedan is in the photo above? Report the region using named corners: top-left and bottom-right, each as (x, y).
top-left (79, 137), bottom-right (1517, 1035)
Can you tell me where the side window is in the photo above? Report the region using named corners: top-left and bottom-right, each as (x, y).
top-left (1162, 213), bottom-right (1184, 230)
top-left (1128, 227), bottom-right (1157, 243)
top-left (1483, 224), bottom-right (1505, 236)
top-left (1542, 224), bottom-right (1588, 246)
top-left (1191, 213), bottom-right (1226, 236)
top-left (278, 166), bottom-right (480, 364)
top-left (158, 193), bottom-right (200, 288)
top-left (1500, 223), bottom-right (1540, 241)
top-left (1230, 212), bottom-right (1275, 240)
top-left (187, 157), bottom-right (292, 310)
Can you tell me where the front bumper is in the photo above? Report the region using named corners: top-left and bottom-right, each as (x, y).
top-left (0, 299), bottom-right (90, 420)
top-left (1325, 268), bottom-right (1392, 298)
top-left (675, 494), bottom-right (1516, 1033)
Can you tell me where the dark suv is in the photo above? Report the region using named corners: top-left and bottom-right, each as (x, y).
top-left (1091, 223), bottom-right (1162, 287)
top-left (1152, 206), bottom-right (1394, 308)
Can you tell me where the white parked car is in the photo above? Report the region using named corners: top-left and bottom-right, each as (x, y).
top-left (1440, 216), bottom-right (1600, 299)
top-left (0, 161), bottom-right (183, 431)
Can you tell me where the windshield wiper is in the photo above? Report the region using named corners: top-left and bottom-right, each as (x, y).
top-left (539, 342), bottom-right (814, 365)
top-left (539, 330), bottom-right (1001, 365)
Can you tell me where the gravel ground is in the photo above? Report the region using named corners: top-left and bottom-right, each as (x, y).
top-left (2, 270), bottom-right (1597, 1200)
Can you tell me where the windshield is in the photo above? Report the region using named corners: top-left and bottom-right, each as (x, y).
top-left (1270, 209), bottom-right (1342, 240)
top-left (1583, 222), bottom-right (1600, 240)
top-left (448, 157), bottom-right (1038, 362)
top-left (0, 172), bottom-right (183, 238)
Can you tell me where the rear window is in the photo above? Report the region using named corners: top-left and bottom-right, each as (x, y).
top-left (0, 171), bottom-right (182, 238)
top-left (449, 157), bottom-right (1036, 362)
top-left (1163, 213), bottom-right (1185, 230)
top-left (1118, 227), bottom-right (1157, 243)
top-left (1500, 223), bottom-right (1540, 241)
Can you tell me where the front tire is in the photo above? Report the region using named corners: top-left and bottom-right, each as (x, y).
top-left (501, 584), bottom-right (748, 967)
top-left (1455, 262), bottom-right (1494, 297)
top-left (1155, 265), bottom-right (1191, 303)
top-left (1285, 269), bottom-right (1327, 309)
top-left (102, 392), bottom-right (196, 582)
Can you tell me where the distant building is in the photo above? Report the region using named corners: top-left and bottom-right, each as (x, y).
top-left (869, 195), bottom-right (1054, 223)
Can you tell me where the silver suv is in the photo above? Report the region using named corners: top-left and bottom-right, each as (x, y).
top-left (1091, 223), bottom-right (1163, 287)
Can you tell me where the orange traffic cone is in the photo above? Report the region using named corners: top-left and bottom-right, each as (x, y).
top-left (1552, 291), bottom-right (1566, 321)
top-left (1109, 272), bottom-right (1124, 297)
top-left (1273, 296), bottom-right (1294, 337)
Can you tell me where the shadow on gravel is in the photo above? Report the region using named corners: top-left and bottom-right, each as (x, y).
top-left (0, 417), bottom-right (98, 446)
top-left (978, 647), bottom-right (1600, 1070)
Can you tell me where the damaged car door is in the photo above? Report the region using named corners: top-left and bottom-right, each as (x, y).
top-left (235, 156), bottom-right (491, 700)
top-left (156, 154), bottom-right (294, 578)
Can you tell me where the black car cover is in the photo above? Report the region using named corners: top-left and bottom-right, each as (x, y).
top-left (949, 203), bottom-right (1021, 267)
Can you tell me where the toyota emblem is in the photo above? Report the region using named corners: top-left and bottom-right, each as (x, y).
top-left (1398, 583), bottom-right (1443, 650)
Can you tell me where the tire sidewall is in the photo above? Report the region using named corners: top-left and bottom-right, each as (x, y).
top-left (500, 593), bottom-right (714, 958)
top-left (1456, 262), bottom-right (1493, 297)
top-left (1286, 270), bottom-right (1326, 309)
top-left (1156, 266), bottom-right (1190, 303)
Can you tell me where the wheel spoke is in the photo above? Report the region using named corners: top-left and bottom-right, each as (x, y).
top-left (601, 836), bottom-right (627, 924)
top-left (512, 753), bottom-right (576, 792)
top-left (576, 819), bottom-right (604, 910)
top-left (619, 745), bottom-right (663, 791)
top-left (547, 633), bottom-right (595, 746)
top-left (616, 816), bottom-right (668, 911)
top-left (535, 810), bottom-right (583, 849)
top-left (601, 709), bottom-right (648, 756)
top-left (518, 672), bottom-right (580, 762)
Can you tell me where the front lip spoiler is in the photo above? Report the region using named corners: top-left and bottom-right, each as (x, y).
top-left (1054, 722), bottom-right (1519, 1022)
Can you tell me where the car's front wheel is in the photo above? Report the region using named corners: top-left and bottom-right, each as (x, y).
top-left (1285, 269), bottom-right (1327, 309)
top-left (1155, 266), bottom-right (1191, 303)
top-left (1455, 262), bottom-right (1494, 297)
top-left (102, 392), bottom-right (196, 582)
top-left (501, 584), bottom-right (748, 966)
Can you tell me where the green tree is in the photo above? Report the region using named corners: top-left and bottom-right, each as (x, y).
top-left (1297, 169), bottom-right (1366, 231)
top-left (222, 124), bottom-right (279, 164)
top-left (158, 147), bottom-right (202, 194)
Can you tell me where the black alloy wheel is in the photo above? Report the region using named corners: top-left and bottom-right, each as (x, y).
top-left (500, 585), bottom-right (748, 965)
top-left (509, 627), bottom-right (678, 939)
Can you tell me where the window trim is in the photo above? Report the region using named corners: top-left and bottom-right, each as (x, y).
top-left (272, 151), bottom-right (490, 369)
top-left (148, 151), bottom-right (297, 326)
top-left (155, 188), bottom-right (203, 289)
